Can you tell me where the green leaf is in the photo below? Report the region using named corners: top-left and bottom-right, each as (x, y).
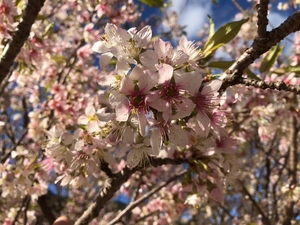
top-left (139, 0), bottom-right (164, 7)
top-left (207, 61), bottom-right (234, 70)
top-left (211, 0), bottom-right (218, 4)
top-left (272, 66), bottom-right (300, 75)
top-left (42, 22), bottom-right (54, 37)
top-left (203, 18), bottom-right (249, 58)
top-left (259, 44), bottom-right (284, 73)
top-left (37, 14), bottom-right (48, 21)
top-left (51, 55), bottom-right (65, 64)
top-left (207, 15), bottom-right (215, 39)
top-left (207, 60), bottom-right (261, 80)
top-left (245, 69), bottom-right (261, 80)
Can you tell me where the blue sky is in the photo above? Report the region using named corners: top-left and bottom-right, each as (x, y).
top-left (152, 0), bottom-right (295, 54)
top-left (165, 0), bottom-right (292, 39)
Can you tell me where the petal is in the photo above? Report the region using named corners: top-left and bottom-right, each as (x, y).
top-left (179, 35), bottom-right (188, 48)
top-left (123, 126), bottom-right (134, 144)
top-left (117, 27), bottom-right (131, 42)
top-left (87, 120), bottom-right (100, 133)
top-left (153, 38), bottom-right (172, 59)
top-left (139, 50), bottom-right (158, 71)
top-left (74, 139), bottom-right (85, 151)
top-left (172, 99), bottom-right (195, 119)
top-left (100, 53), bottom-right (113, 68)
top-left (129, 65), bottom-right (143, 80)
top-left (116, 58), bottom-right (130, 75)
top-left (172, 50), bottom-right (189, 65)
top-left (150, 129), bottom-right (161, 156)
top-left (117, 145), bottom-right (132, 157)
top-left (196, 112), bottom-right (211, 138)
top-left (157, 64), bottom-right (173, 84)
top-left (85, 105), bottom-right (95, 116)
top-left (148, 98), bottom-right (169, 112)
top-left (96, 112), bottom-right (116, 121)
top-left (209, 187), bottom-right (225, 203)
top-left (134, 25), bottom-right (152, 48)
top-left (119, 75), bottom-right (134, 94)
top-left (174, 70), bottom-right (203, 94)
top-left (137, 70), bottom-right (156, 93)
top-left (92, 41), bottom-right (109, 53)
top-left (11, 151), bottom-right (18, 158)
top-left (77, 115), bottom-right (89, 125)
top-left (138, 111), bottom-right (147, 137)
top-left (105, 23), bottom-right (118, 40)
top-left (127, 149), bottom-right (142, 169)
top-left (115, 104), bottom-right (130, 121)
top-left (201, 80), bottom-right (222, 95)
top-left (168, 124), bottom-right (190, 147)
top-left (109, 91), bottom-right (130, 121)
top-left (61, 132), bottom-right (73, 146)
top-left (104, 152), bottom-right (116, 166)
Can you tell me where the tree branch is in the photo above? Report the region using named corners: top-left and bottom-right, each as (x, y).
top-left (37, 194), bottom-right (56, 224)
top-left (107, 170), bottom-right (187, 225)
top-left (256, 0), bottom-right (269, 38)
top-left (74, 166), bottom-right (139, 225)
top-left (75, 157), bottom-right (190, 225)
top-left (283, 97), bottom-right (299, 225)
top-left (12, 195), bottom-right (30, 225)
top-left (1, 128), bottom-right (28, 163)
top-left (238, 78), bottom-right (300, 93)
top-left (0, 0), bottom-right (46, 87)
top-left (221, 11), bottom-right (300, 90)
top-left (239, 180), bottom-right (271, 225)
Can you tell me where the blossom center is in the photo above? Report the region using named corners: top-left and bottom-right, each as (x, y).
top-left (0, 4), bottom-right (10, 15)
top-left (160, 83), bottom-right (180, 102)
top-left (129, 92), bottom-right (147, 111)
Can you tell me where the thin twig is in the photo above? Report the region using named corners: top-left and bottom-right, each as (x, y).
top-left (0, 0), bottom-right (46, 86)
top-left (238, 78), bottom-right (300, 94)
top-left (107, 170), bottom-right (187, 225)
top-left (12, 195), bottom-right (30, 225)
top-left (75, 157), bottom-right (191, 225)
top-left (238, 180), bottom-right (271, 225)
top-left (221, 11), bottom-right (300, 91)
top-left (1, 128), bottom-right (28, 163)
top-left (134, 210), bottom-right (160, 224)
top-left (23, 196), bottom-right (31, 225)
top-left (256, 0), bottom-right (269, 38)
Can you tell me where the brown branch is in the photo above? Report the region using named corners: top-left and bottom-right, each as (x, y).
top-left (0, 0), bottom-right (46, 87)
top-left (12, 195), bottom-right (30, 225)
top-left (135, 210), bottom-right (160, 223)
top-left (283, 96), bottom-right (299, 225)
top-left (37, 194), bottom-right (56, 224)
top-left (239, 180), bottom-right (271, 225)
top-left (1, 128), bottom-right (28, 163)
top-left (238, 78), bottom-right (300, 93)
top-left (23, 196), bottom-right (31, 225)
top-left (74, 166), bottom-right (139, 225)
top-left (256, 0), bottom-right (269, 38)
top-left (221, 11), bottom-right (300, 90)
top-left (75, 157), bottom-right (190, 225)
top-left (231, 0), bottom-right (247, 14)
top-left (107, 170), bottom-right (187, 225)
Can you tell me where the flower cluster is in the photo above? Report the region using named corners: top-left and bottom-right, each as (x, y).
top-left (43, 24), bottom-right (236, 204)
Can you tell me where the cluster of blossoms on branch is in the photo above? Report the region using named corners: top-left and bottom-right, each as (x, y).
top-left (43, 23), bottom-right (237, 204)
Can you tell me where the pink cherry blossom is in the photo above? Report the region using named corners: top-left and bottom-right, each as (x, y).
top-left (147, 64), bottom-right (200, 121)
top-left (77, 105), bottom-right (101, 133)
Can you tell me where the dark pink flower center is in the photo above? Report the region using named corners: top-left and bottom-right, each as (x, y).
top-left (129, 92), bottom-right (148, 111)
top-left (160, 83), bottom-right (180, 102)
top-left (0, 4), bottom-right (10, 15)
top-left (194, 93), bottom-right (216, 112)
